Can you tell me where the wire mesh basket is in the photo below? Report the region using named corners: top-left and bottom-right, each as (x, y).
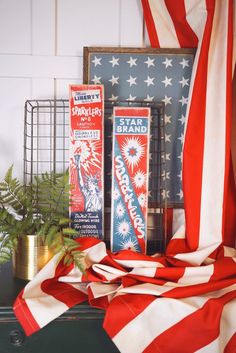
top-left (24, 99), bottom-right (166, 253)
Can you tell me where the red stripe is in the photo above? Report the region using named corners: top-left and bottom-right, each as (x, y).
top-left (104, 293), bottom-right (156, 338)
top-left (13, 290), bottom-right (41, 336)
top-left (223, 159), bottom-right (236, 246)
top-left (164, 0), bottom-right (198, 48)
top-left (41, 278), bottom-right (87, 307)
top-left (166, 238), bottom-right (192, 258)
top-left (155, 266), bottom-right (185, 282)
top-left (224, 333), bottom-right (236, 353)
top-left (163, 278), bottom-right (236, 299)
top-left (163, 208), bottom-right (173, 244)
top-left (206, 244), bottom-right (224, 261)
top-left (112, 249), bottom-right (163, 263)
top-left (143, 290), bottom-right (236, 353)
top-left (87, 286), bottom-right (110, 310)
top-left (74, 236), bottom-right (103, 251)
top-left (141, 0), bottom-right (160, 48)
top-left (114, 107), bottom-right (150, 117)
top-left (183, 0), bottom-right (216, 250)
top-left (209, 257), bottom-right (236, 283)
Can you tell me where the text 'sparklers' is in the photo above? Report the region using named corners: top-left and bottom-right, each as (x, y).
top-left (111, 107), bottom-right (150, 253)
top-left (69, 85), bottom-right (104, 238)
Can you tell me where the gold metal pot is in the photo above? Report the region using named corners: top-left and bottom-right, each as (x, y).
top-left (13, 234), bottom-right (52, 280)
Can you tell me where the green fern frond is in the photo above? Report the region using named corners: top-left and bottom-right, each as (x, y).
top-left (0, 167), bottom-right (84, 271)
top-left (0, 233), bottom-right (13, 264)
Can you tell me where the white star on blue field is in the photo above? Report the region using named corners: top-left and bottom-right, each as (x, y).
top-left (88, 52), bottom-right (194, 206)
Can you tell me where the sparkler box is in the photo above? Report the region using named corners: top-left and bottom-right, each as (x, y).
top-left (111, 107), bottom-right (150, 253)
top-left (69, 85), bottom-right (104, 239)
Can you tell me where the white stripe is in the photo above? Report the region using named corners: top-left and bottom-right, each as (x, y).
top-left (113, 284), bottom-right (236, 353)
top-left (119, 282), bottom-right (177, 296)
top-left (113, 297), bottom-right (196, 353)
top-left (175, 242), bottom-right (221, 265)
top-left (92, 263), bottom-right (126, 281)
top-left (199, 0), bottom-right (228, 251)
top-left (84, 241), bottom-right (107, 264)
top-left (203, 257), bottom-right (216, 265)
top-left (24, 254), bottom-right (69, 328)
top-left (148, 0), bottom-right (180, 47)
top-left (172, 209), bottom-right (185, 234)
top-left (69, 282), bottom-right (88, 295)
top-left (195, 298), bottom-right (236, 353)
top-left (171, 225), bottom-right (186, 239)
top-left (185, 0), bottom-right (207, 39)
top-left (59, 266), bottom-right (83, 283)
top-left (223, 245), bottom-right (236, 257)
top-left (130, 266), bottom-right (157, 277)
top-left (178, 264), bottom-right (214, 284)
top-left (182, 0), bottom-right (207, 140)
top-left (114, 259), bottom-right (164, 268)
top-left (219, 298), bottom-right (236, 352)
top-left (89, 282), bottom-right (120, 299)
top-left (59, 242), bottom-right (108, 282)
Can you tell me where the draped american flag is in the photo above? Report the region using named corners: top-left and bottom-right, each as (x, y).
top-left (14, 1), bottom-right (236, 353)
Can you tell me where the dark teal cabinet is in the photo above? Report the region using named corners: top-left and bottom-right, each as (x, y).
top-left (0, 263), bottom-right (119, 353)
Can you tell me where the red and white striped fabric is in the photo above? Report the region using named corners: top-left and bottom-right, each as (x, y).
top-left (14, 237), bottom-right (236, 352)
top-left (14, 1), bottom-right (236, 352)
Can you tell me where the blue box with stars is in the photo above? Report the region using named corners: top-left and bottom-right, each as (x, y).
top-left (84, 47), bottom-right (194, 206)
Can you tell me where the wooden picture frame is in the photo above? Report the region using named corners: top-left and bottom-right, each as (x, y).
top-left (83, 47), bottom-right (195, 208)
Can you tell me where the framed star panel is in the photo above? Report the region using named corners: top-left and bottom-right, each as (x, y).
top-left (83, 47), bottom-right (195, 207)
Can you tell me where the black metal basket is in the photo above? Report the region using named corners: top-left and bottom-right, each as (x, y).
top-left (23, 99), bottom-right (167, 253)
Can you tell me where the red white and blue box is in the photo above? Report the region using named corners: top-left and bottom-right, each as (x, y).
top-left (111, 107), bottom-right (150, 253)
top-left (69, 85), bottom-right (104, 238)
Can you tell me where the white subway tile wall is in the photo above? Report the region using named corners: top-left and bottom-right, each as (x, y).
top-left (0, 0), bottom-right (144, 179)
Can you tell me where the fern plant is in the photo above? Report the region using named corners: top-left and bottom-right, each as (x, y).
top-left (0, 166), bottom-right (84, 272)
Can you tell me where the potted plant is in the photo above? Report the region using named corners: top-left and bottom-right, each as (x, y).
top-left (0, 166), bottom-right (84, 279)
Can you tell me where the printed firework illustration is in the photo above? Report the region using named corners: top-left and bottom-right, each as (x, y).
top-left (111, 107), bottom-right (150, 253)
top-left (69, 85), bottom-right (104, 238)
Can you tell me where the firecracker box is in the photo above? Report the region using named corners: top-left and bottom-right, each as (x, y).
top-left (111, 106), bottom-right (150, 253)
top-left (69, 85), bottom-right (104, 238)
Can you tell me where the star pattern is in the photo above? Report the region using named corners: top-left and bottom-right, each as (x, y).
top-left (164, 114), bottom-right (172, 124)
top-left (109, 75), bottom-right (119, 86)
top-left (162, 95), bottom-right (172, 105)
top-left (162, 57), bottom-right (173, 68)
top-left (108, 94), bottom-right (119, 101)
top-left (179, 77), bottom-right (189, 87)
top-left (179, 96), bottom-right (188, 106)
top-left (165, 133), bottom-right (171, 143)
top-left (178, 133), bottom-right (184, 144)
top-left (144, 57), bottom-right (155, 67)
top-left (179, 114), bottom-right (186, 125)
top-left (92, 56), bottom-right (102, 67)
top-left (144, 76), bottom-right (155, 87)
top-left (91, 75), bottom-right (101, 84)
top-left (179, 58), bottom-right (189, 68)
top-left (89, 52), bottom-right (194, 204)
top-left (126, 94), bottom-right (136, 101)
top-left (109, 56), bottom-right (119, 67)
top-left (144, 94), bottom-right (154, 102)
top-left (127, 57), bottom-right (137, 67)
top-left (162, 76), bottom-right (172, 87)
top-left (177, 189), bottom-right (183, 200)
top-left (126, 75), bottom-right (137, 86)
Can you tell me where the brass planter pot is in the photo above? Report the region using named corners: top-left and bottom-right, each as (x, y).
top-left (13, 234), bottom-right (52, 280)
